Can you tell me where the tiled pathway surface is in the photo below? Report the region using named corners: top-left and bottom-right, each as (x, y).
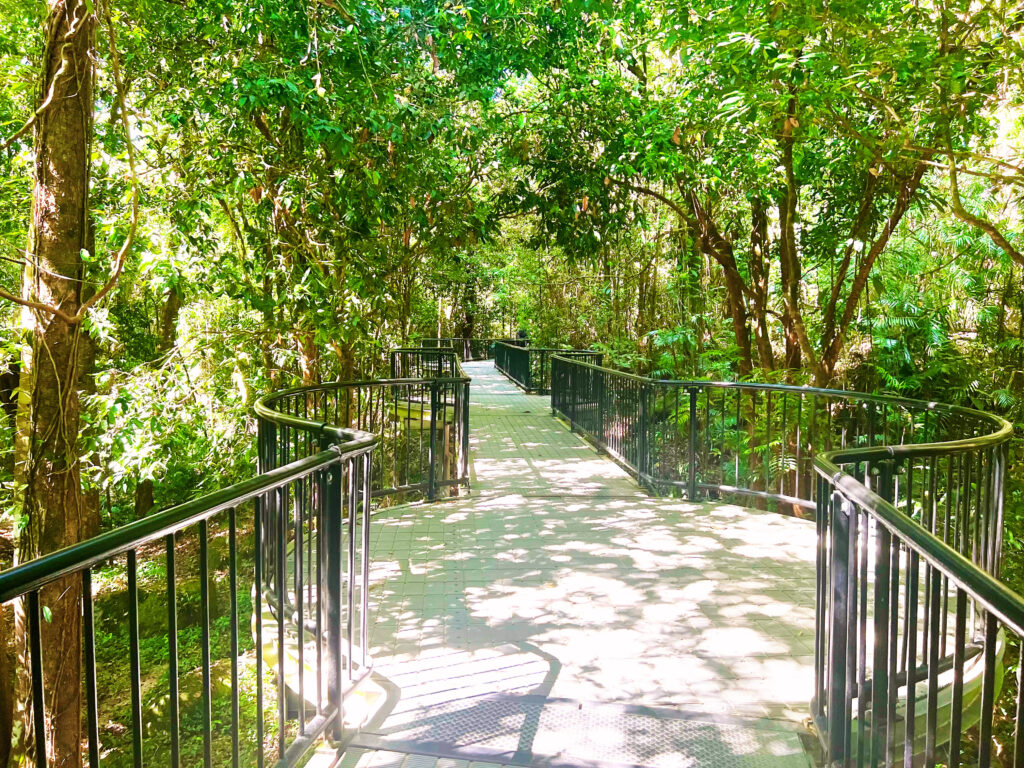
top-left (347, 362), bottom-right (818, 768)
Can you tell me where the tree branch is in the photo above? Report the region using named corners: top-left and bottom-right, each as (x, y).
top-left (75, 4), bottom-right (140, 317)
top-left (946, 136), bottom-right (1024, 270)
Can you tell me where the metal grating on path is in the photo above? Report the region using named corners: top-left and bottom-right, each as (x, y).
top-left (355, 361), bottom-right (817, 767)
top-left (350, 694), bottom-right (811, 768)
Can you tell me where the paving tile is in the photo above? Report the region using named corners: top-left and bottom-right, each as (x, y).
top-left (363, 751), bottom-right (408, 768)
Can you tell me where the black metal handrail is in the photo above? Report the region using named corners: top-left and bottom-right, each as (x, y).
top-left (813, 436), bottom-right (1018, 765)
top-left (390, 346), bottom-right (465, 378)
top-left (494, 341), bottom-right (603, 394)
top-left (0, 422), bottom-right (376, 767)
top-left (550, 352), bottom-right (1020, 765)
top-left (0, 348), bottom-right (471, 767)
top-left (419, 337), bottom-right (523, 361)
top-left (550, 353), bottom-right (1008, 509)
top-left (257, 348), bottom-right (471, 502)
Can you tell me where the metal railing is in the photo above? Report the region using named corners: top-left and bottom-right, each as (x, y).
top-left (0, 416), bottom-right (376, 767)
top-left (0, 348), bottom-right (471, 767)
top-left (390, 347), bottom-right (463, 378)
top-left (260, 348), bottom-right (471, 503)
top-left (814, 421), bottom-right (1017, 766)
top-left (494, 342), bottom-right (603, 394)
top-left (419, 337), bottom-right (523, 361)
top-left (551, 352), bottom-right (1020, 765)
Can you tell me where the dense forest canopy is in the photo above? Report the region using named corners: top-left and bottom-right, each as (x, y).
top-left (0, 0), bottom-right (1023, 763)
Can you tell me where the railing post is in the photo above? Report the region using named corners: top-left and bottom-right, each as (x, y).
top-left (827, 490), bottom-right (851, 763)
top-left (323, 453), bottom-right (345, 739)
top-left (552, 358), bottom-right (561, 417)
top-left (461, 380), bottom-right (470, 485)
top-left (597, 367), bottom-right (605, 446)
top-left (688, 387), bottom-right (698, 500)
top-left (428, 379), bottom-right (439, 501)
top-left (638, 381), bottom-right (649, 483)
top-left (870, 460), bottom-right (894, 762)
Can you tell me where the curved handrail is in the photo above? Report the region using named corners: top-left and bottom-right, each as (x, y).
top-left (0, 432), bottom-right (373, 603)
top-left (550, 352), bottom-right (1011, 511)
top-left (0, 350), bottom-right (473, 768)
top-left (255, 348), bottom-right (472, 503)
top-left (815, 452), bottom-right (1024, 632)
top-left (254, 374), bottom-right (471, 417)
top-left (495, 342), bottom-right (602, 394)
top-left (550, 352), bottom-right (1011, 451)
top-left (0, 419), bottom-right (377, 766)
top-left (549, 351), bottom-right (1020, 763)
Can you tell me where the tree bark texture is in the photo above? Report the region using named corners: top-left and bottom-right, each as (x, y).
top-left (13, 0), bottom-right (95, 764)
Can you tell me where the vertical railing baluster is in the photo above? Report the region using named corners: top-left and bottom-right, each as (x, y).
top-left (325, 457), bottom-right (344, 739)
top-left (856, 507), bottom-right (868, 765)
top-left (903, 545), bottom-right (919, 767)
top-left (638, 380), bottom-right (649, 484)
top-left (886, 535), bottom-right (900, 764)
top-left (428, 379), bottom-right (438, 501)
top-left (28, 590), bottom-right (47, 768)
top-left (948, 589), bottom-right (967, 767)
top-left (128, 550), bottom-right (144, 767)
top-left (362, 450), bottom-right (372, 669)
top-left (167, 532), bottom-right (180, 767)
top-left (254, 493), bottom-right (265, 768)
top-left (229, 506), bottom-right (241, 767)
top-left (199, 520), bottom-right (213, 768)
top-left (844, 499), bottom-right (858, 762)
top-left (924, 560), bottom-right (941, 767)
top-left (1014, 642), bottom-right (1024, 767)
top-left (871, 518), bottom-right (891, 766)
top-left (827, 491), bottom-right (851, 763)
top-left (82, 569), bottom-right (101, 768)
top-left (462, 378), bottom-right (470, 485)
top-left (296, 475), bottom-right (306, 735)
top-left (688, 387), bottom-right (698, 500)
top-left (346, 457), bottom-right (356, 684)
top-left (276, 484), bottom-right (287, 759)
top-left (979, 611), bottom-right (999, 768)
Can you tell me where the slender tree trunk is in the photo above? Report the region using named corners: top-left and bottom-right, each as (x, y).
top-left (819, 161), bottom-right (929, 382)
top-left (749, 198), bottom-right (775, 370)
top-left (13, 1), bottom-right (95, 764)
top-left (158, 284), bottom-right (181, 353)
top-left (260, 271), bottom-right (277, 387)
top-left (297, 328), bottom-right (319, 385)
top-left (777, 101), bottom-right (803, 375)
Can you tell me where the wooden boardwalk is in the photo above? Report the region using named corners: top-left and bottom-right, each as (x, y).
top-left (344, 362), bottom-right (818, 768)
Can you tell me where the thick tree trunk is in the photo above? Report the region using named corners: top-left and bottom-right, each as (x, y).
top-left (0, 602), bottom-right (11, 768)
top-left (686, 194), bottom-right (755, 377)
top-left (260, 271), bottom-right (277, 388)
top-left (134, 479), bottom-right (155, 518)
top-left (13, 1), bottom-right (95, 765)
top-left (717, 268), bottom-right (752, 378)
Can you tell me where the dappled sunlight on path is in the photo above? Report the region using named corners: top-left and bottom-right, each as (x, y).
top-left (352, 361), bottom-right (814, 767)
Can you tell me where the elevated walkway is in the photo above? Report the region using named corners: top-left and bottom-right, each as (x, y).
top-left (346, 361), bottom-right (816, 767)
